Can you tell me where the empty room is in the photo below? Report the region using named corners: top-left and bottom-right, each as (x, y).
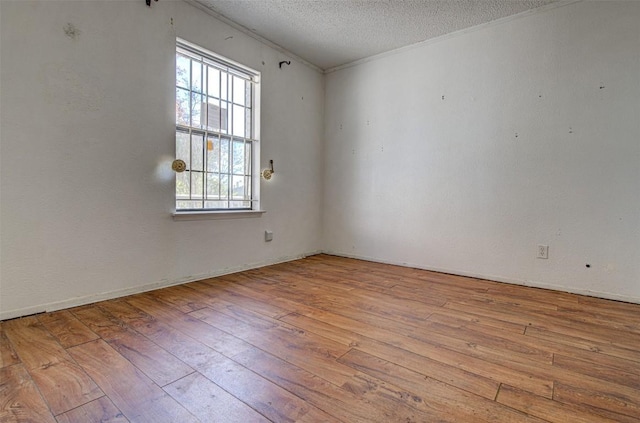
top-left (1, 0), bottom-right (639, 421)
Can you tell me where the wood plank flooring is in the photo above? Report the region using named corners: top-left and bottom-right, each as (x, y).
top-left (1, 254), bottom-right (640, 422)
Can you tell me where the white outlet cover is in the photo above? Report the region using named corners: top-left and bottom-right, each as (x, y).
top-left (537, 245), bottom-right (549, 259)
top-left (265, 230), bottom-right (273, 242)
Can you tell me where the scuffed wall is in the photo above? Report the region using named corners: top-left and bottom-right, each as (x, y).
top-left (323, 1), bottom-right (640, 302)
top-left (0, 0), bottom-right (324, 319)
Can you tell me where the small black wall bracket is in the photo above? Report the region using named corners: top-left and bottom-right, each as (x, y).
top-left (146, 0), bottom-right (158, 7)
top-left (279, 61), bottom-right (291, 69)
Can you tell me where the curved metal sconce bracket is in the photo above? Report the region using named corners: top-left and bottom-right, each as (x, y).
top-left (262, 159), bottom-right (275, 180)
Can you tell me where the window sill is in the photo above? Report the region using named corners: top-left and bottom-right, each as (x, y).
top-left (172, 210), bottom-right (266, 221)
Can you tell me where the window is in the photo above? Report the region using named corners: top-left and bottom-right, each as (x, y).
top-left (175, 40), bottom-right (260, 211)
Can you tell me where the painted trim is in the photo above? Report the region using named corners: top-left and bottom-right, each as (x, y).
top-left (0, 250), bottom-right (322, 321)
top-left (172, 210), bottom-right (266, 221)
top-left (324, 0), bottom-right (583, 74)
top-left (323, 250), bottom-right (640, 306)
top-left (4, 245), bottom-right (637, 320)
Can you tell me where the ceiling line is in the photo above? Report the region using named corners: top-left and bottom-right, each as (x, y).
top-left (183, 0), bottom-right (324, 74)
top-left (324, 0), bottom-right (583, 74)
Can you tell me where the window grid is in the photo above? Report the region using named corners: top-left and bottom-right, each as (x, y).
top-left (176, 42), bottom-right (258, 211)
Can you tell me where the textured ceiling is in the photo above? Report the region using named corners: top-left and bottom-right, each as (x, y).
top-left (192, 0), bottom-right (558, 70)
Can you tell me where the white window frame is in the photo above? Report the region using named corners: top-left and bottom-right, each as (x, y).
top-left (173, 39), bottom-right (263, 219)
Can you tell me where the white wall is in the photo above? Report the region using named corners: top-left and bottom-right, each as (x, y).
top-left (0, 0), bottom-right (324, 319)
top-left (324, 1), bottom-right (640, 302)
top-left (2, 1), bottom-right (639, 320)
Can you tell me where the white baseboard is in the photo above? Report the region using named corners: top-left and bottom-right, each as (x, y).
top-left (0, 250), bottom-right (322, 321)
top-left (3, 247), bottom-right (638, 321)
top-left (324, 250), bottom-right (640, 305)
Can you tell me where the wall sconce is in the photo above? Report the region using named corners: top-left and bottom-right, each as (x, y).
top-left (262, 159), bottom-right (274, 180)
top-left (172, 159), bottom-right (186, 173)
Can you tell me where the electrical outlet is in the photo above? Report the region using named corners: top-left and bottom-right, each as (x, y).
top-left (537, 244), bottom-right (549, 259)
top-left (265, 230), bottom-right (273, 242)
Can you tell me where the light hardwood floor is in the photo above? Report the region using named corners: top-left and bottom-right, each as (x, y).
top-left (1, 254), bottom-right (640, 422)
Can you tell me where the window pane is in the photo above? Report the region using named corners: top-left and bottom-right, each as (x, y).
top-left (232, 141), bottom-right (244, 174)
top-left (206, 173), bottom-right (219, 198)
top-left (245, 83), bottom-right (252, 108)
top-left (176, 131), bottom-right (191, 169)
top-left (204, 98), bottom-right (228, 132)
top-left (230, 201), bottom-right (250, 209)
top-left (176, 88), bottom-right (190, 126)
top-left (206, 135), bottom-right (219, 172)
top-left (176, 171), bottom-right (190, 199)
top-left (204, 97), bottom-right (219, 131)
top-left (176, 54), bottom-right (190, 89)
top-left (177, 200), bottom-right (202, 209)
top-left (244, 143), bottom-right (251, 175)
top-left (232, 175), bottom-right (244, 199)
top-left (191, 134), bottom-right (204, 171)
top-left (192, 61), bottom-right (202, 93)
top-left (220, 72), bottom-right (228, 100)
top-left (233, 76), bottom-right (245, 105)
top-left (245, 176), bottom-right (251, 198)
top-left (245, 108), bottom-right (252, 139)
top-left (191, 171), bottom-right (204, 199)
top-left (208, 66), bottom-right (220, 98)
top-left (191, 93), bottom-right (202, 128)
top-left (221, 103), bottom-right (229, 132)
top-left (219, 174), bottom-right (229, 199)
top-left (220, 137), bottom-right (230, 173)
top-left (205, 200), bottom-right (226, 209)
top-left (218, 101), bottom-right (230, 134)
top-left (232, 105), bottom-right (245, 137)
